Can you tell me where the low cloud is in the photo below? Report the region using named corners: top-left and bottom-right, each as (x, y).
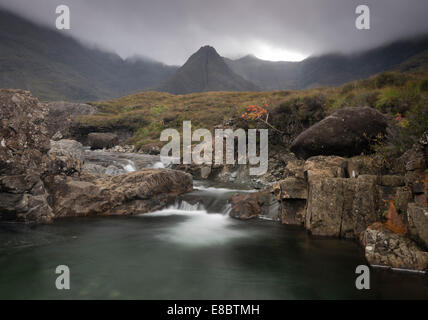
top-left (1, 0), bottom-right (427, 65)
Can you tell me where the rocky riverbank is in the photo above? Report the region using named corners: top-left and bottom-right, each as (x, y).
top-left (0, 89), bottom-right (193, 223)
top-left (224, 108), bottom-right (428, 272)
top-left (1, 88), bottom-right (427, 273)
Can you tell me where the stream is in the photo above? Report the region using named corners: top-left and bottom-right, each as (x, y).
top-left (0, 151), bottom-right (427, 299)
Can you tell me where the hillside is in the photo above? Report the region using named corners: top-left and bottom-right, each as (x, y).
top-left (0, 9), bottom-right (178, 101)
top-left (154, 46), bottom-right (259, 94)
top-left (225, 36), bottom-right (428, 90)
top-left (74, 71), bottom-right (428, 153)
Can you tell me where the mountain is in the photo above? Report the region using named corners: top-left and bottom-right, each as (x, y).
top-left (0, 9), bottom-right (178, 101)
top-left (154, 46), bottom-right (259, 94)
top-left (225, 36), bottom-right (428, 90)
top-left (224, 55), bottom-right (299, 90)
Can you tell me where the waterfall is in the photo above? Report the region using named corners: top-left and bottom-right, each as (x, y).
top-left (123, 159), bottom-right (137, 172)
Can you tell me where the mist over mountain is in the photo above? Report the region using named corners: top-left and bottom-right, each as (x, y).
top-left (224, 55), bottom-right (299, 90)
top-left (1, 9), bottom-right (428, 100)
top-left (154, 46), bottom-right (259, 94)
top-left (225, 36), bottom-right (428, 90)
top-left (0, 9), bottom-right (177, 101)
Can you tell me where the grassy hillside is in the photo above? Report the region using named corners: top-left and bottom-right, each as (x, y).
top-left (75, 71), bottom-right (428, 155)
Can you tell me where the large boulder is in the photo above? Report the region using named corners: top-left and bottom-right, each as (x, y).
top-left (0, 89), bottom-right (54, 223)
top-left (291, 107), bottom-right (388, 159)
top-left (361, 223), bottom-right (428, 271)
top-left (45, 169), bottom-right (193, 218)
top-left (87, 132), bottom-right (119, 150)
top-left (46, 101), bottom-right (97, 139)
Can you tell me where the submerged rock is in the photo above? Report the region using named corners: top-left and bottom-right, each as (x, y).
top-left (291, 107), bottom-right (388, 159)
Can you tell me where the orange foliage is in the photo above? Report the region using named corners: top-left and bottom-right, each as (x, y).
top-left (241, 105), bottom-right (268, 121)
top-left (384, 200), bottom-right (407, 234)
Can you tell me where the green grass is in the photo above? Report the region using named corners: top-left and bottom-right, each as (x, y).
top-left (76, 71), bottom-right (428, 152)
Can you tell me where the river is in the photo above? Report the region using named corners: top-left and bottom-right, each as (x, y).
top-left (0, 152), bottom-right (427, 299)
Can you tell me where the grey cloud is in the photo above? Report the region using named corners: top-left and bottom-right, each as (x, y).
top-left (0, 0), bottom-right (427, 65)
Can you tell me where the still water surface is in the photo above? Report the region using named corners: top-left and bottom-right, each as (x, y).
top-left (0, 182), bottom-right (427, 299)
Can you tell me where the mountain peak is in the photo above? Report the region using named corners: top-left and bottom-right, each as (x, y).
top-left (155, 46), bottom-right (259, 94)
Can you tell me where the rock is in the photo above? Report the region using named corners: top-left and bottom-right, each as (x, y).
top-left (273, 177), bottom-right (307, 200)
top-left (284, 160), bottom-right (305, 179)
top-left (273, 177), bottom-right (308, 225)
top-left (352, 175), bottom-right (379, 236)
top-left (407, 203), bottom-right (428, 250)
top-left (306, 177), bottom-right (356, 237)
top-left (52, 131), bottom-right (63, 141)
top-left (362, 224), bottom-right (428, 271)
top-left (291, 107), bottom-right (388, 159)
top-left (280, 199), bottom-right (306, 225)
top-left (47, 139), bottom-right (85, 176)
top-left (200, 166), bottom-right (212, 179)
top-left (46, 101), bottom-right (97, 139)
top-left (380, 175), bottom-right (405, 187)
top-left (305, 175), bottom-right (378, 238)
top-left (138, 143), bottom-right (161, 155)
top-left (304, 156), bottom-right (347, 182)
top-left (108, 145), bottom-right (136, 153)
top-left (87, 132), bottom-right (119, 150)
top-left (229, 190), bottom-right (272, 220)
top-left (49, 139), bottom-right (84, 162)
top-left (0, 89), bottom-right (54, 223)
top-left (402, 135), bottom-right (428, 206)
top-left (0, 89), bottom-right (51, 175)
top-left (45, 169), bottom-right (193, 217)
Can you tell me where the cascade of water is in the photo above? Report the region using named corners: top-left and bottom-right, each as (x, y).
top-left (123, 159), bottom-right (137, 172)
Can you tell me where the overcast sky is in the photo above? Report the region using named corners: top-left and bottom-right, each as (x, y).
top-left (0, 0), bottom-right (427, 65)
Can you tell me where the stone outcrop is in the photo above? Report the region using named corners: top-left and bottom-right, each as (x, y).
top-left (46, 101), bottom-right (97, 139)
top-left (0, 90), bottom-right (194, 223)
top-left (273, 177), bottom-right (307, 225)
top-left (291, 107), bottom-right (388, 159)
top-left (87, 132), bottom-right (119, 150)
top-left (273, 156), bottom-right (412, 239)
top-left (362, 223), bottom-right (428, 271)
top-left (45, 169), bottom-right (193, 218)
top-left (407, 203), bottom-right (428, 250)
top-left (0, 89), bottom-right (54, 223)
top-left (48, 139), bottom-right (85, 176)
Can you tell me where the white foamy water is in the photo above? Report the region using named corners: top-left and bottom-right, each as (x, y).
top-left (151, 161), bottom-right (165, 169)
top-left (194, 185), bottom-right (255, 193)
top-left (123, 160), bottom-right (137, 172)
top-left (140, 201), bottom-right (248, 246)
